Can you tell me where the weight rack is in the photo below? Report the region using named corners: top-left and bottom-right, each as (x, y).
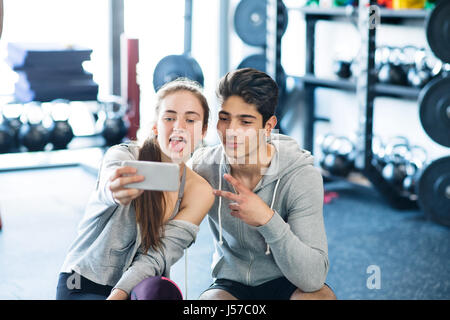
top-left (267, 0), bottom-right (431, 209)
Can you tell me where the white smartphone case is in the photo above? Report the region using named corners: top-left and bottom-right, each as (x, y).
top-left (121, 160), bottom-right (180, 191)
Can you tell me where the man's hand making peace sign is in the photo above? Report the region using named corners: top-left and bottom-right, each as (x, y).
top-left (213, 174), bottom-right (275, 227)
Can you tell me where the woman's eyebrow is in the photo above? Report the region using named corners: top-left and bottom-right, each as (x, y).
top-left (185, 111), bottom-right (201, 117)
top-left (164, 110), bottom-right (200, 117)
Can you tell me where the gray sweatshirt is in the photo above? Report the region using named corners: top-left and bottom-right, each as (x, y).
top-left (60, 143), bottom-right (199, 295)
top-left (189, 133), bottom-right (329, 292)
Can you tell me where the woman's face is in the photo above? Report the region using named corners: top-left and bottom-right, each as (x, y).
top-left (153, 90), bottom-right (206, 163)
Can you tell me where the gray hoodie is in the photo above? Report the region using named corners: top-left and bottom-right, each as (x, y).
top-left (189, 133), bottom-right (329, 292)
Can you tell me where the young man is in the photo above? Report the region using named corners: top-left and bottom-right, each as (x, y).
top-left (190, 68), bottom-right (336, 300)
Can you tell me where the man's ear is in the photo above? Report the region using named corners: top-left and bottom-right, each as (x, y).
top-left (265, 115), bottom-right (278, 136)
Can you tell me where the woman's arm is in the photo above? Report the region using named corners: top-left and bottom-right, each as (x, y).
top-left (109, 219), bottom-right (200, 298)
top-left (109, 180), bottom-right (214, 299)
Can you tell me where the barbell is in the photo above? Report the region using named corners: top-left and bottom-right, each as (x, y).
top-left (418, 77), bottom-right (450, 148)
top-left (416, 156), bottom-right (450, 227)
top-left (234, 0), bottom-right (288, 47)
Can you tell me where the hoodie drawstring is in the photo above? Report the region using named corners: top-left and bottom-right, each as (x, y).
top-left (217, 163), bottom-right (224, 246)
top-left (184, 248), bottom-right (188, 299)
top-left (266, 178), bottom-right (281, 255)
top-left (217, 159), bottom-right (281, 256)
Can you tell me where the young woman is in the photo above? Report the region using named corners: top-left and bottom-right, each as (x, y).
top-left (56, 78), bottom-right (214, 300)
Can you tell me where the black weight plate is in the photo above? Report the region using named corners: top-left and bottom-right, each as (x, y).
top-left (426, 1), bottom-right (450, 63)
top-left (234, 0), bottom-right (288, 47)
top-left (418, 77), bottom-right (450, 147)
top-left (237, 54), bottom-right (286, 93)
top-left (153, 54), bottom-right (204, 92)
top-left (416, 156), bottom-right (450, 227)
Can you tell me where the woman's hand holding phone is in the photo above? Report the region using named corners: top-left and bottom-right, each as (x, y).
top-left (109, 166), bottom-right (145, 206)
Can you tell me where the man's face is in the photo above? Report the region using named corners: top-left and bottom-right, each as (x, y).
top-left (217, 96), bottom-right (267, 164)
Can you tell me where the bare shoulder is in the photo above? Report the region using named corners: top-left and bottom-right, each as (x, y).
top-left (184, 166), bottom-right (214, 196)
top-left (175, 167), bottom-right (214, 225)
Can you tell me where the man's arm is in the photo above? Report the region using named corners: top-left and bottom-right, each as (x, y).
top-left (256, 167), bottom-right (328, 292)
top-left (214, 168), bottom-right (328, 292)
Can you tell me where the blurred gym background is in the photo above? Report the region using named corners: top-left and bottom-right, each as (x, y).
top-left (0, 0), bottom-right (448, 300)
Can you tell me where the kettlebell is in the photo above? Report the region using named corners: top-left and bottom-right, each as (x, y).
top-left (100, 100), bottom-right (129, 146)
top-left (18, 103), bottom-right (50, 152)
top-left (48, 100), bottom-right (74, 150)
top-left (19, 123), bottom-right (50, 152)
top-left (0, 120), bottom-right (14, 153)
top-left (320, 135), bottom-right (355, 177)
top-left (333, 59), bottom-right (352, 79)
top-left (371, 135), bottom-right (387, 170)
top-left (381, 143), bottom-right (410, 188)
top-left (49, 120), bottom-right (74, 150)
top-left (378, 47), bottom-right (408, 86)
top-left (406, 49), bottom-right (433, 88)
top-left (2, 103), bottom-right (24, 150)
top-left (402, 145), bottom-right (428, 195)
top-left (102, 117), bottom-right (129, 146)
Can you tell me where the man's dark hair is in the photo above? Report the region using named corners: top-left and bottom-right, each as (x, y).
top-left (217, 68), bottom-right (278, 126)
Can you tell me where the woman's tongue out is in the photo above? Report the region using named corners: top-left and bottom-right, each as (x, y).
top-left (170, 138), bottom-right (186, 153)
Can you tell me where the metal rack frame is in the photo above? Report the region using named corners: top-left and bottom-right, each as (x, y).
top-left (268, 0), bottom-right (430, 209)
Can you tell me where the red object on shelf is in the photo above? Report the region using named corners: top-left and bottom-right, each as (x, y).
top-left (121, 37), bottom-right (140, 141)
top-left (377, 0), bottom-right (393, 8)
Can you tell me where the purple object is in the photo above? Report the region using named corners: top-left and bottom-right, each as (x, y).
top-left (130, 276), bottom-right (183, 300)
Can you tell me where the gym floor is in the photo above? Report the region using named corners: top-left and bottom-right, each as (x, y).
top-left (0, 148), bottom-right (448, 300)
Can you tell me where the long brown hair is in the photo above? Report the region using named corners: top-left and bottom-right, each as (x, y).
top-left (133, 78), bottom-right (209, 252)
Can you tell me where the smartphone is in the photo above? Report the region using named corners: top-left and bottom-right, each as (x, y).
top-left (121, 160), bottom-right (180, 191)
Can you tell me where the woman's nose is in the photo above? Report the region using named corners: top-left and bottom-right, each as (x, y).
top-left (174, 119), bottom-right (187, 129)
